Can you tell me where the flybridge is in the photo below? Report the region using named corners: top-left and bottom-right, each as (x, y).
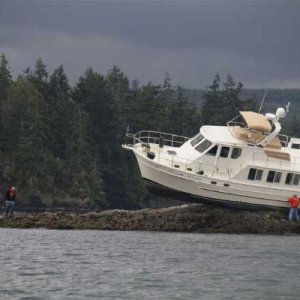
top-left (228, 105), bottom-right (290, 148)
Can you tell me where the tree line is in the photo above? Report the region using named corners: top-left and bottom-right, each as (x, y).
top-left (0, 54), bottom-right (268, 209)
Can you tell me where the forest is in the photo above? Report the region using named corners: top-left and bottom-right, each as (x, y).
top-left (0, 54), bottom-right (299, 209)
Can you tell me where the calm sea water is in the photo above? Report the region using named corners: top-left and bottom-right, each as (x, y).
top-left (0, 229), bottom-right (299, 300)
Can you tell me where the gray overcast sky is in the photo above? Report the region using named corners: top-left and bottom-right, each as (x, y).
top-left (1, 0), bottom-right (299, 88)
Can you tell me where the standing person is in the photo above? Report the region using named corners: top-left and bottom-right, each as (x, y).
top-left (288, 194), bottom-right (300, 222)
top-left (5, 186), bottom-right (16, 218)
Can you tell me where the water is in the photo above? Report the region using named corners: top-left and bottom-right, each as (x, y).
top-left (0, 229), bottom-right (299, 300)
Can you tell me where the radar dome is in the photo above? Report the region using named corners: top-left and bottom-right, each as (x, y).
top-left (276, 107), bottom-right (286, 118)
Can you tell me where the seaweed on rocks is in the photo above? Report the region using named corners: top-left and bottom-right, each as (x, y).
top-left (0, 204), bottom-right (299, 234)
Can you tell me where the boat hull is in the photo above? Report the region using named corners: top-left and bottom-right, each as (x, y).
top-left (143, 178), bottom-right (284, 211)
top-left (134, 150), bottom-right (290, 210)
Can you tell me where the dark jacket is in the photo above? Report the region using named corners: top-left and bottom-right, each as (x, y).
top-left (5, 190), bottom-right (16, 201)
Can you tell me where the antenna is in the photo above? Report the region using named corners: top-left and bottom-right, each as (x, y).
top-left (258, 89), bottom-right (268, 114)
top-left (285, 102), bottom-right (290, 115)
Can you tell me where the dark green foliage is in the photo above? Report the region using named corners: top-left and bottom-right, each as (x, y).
top-left (34, 58), bottom-right (48, 81)
top-left (1, 53), bottom-right (298, 209)
top-left (0, 54), bottom-right (12, 101)
top-left (201, 73), bottom-right (222, 125)
top-left (167, 86), bottom-right (200, 137)
top-left (201, 73), bottom-right (258, 125)
top-left (0, 54), bottom-right (13, 151)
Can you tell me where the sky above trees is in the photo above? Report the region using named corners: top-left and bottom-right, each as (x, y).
top-left (1, 0), bottom-right (299, 88)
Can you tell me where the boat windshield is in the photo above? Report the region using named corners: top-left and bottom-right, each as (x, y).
top-left (195, 139), bottom-right (212, 153)
top-left (190, 134), bottom-right (204, 146)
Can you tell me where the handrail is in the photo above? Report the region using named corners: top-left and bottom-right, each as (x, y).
top-left (228, 122), bottom-right (289, 148)
top-left (235, 149), bottom-right (300, 177)
top-left (126, 130), bottom-right (190, 148)
top-left (277, 134), bottom-right (289, 147)
top-left (145, 148), bottom-right (231, 178)
top-left (151, 146), bottom-right (300, 180)
top-left (125, 131), bottom-right (300, 180)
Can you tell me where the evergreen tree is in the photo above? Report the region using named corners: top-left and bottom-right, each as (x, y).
top-left (30, 58), bottom-right (50, 99)
top-left (66, 103), bottom-right (106, 208)
top-left (8, 78), bottom-right (53, 194)
top-left (201, 73), bottom-right (257, 126)
top-left (0, 54), bottom-right (12, 100)
top-left (168, 87), bottom-right (200, 137)
top-left (131, 79), bottom-right (140, 90)
top-left (0, 54), bottom-right (13, 149)
top-left (48, 65), bottom-right (71, 158)
top-left (34, 58), bottom-right (48, 81)
top-left (106, 65), bottom-right (130, 132)
top-left (73, 68), bottom-right (114, 205)
top-left (222, 74), bottom-right (243, 121)
top-left (201, 73), bottom-right (222, 125)
top-left (163, 72), bottom-right (172, 89)
top-left (74, 67), bottom-right (144, 208)
top-left (132, 83), bottom-right (165, 131)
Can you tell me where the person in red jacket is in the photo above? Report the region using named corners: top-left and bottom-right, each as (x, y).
top-left (5, 186), bottom-right (16, 218)
top-left (288, 194), bottom-right (300, 222)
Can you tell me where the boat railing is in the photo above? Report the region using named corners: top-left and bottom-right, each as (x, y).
top-left (126, 130), bottom-right (189, 148)
top-left (145, 148), bottom-right (233, 179)
top-left (252, 151), bottom-right (300, 169)
top-left (153, 146), bottom-right (300, 181)
top-left (277, 134), bottom-right (289, 147)
top-left (236, 149), bottom-right (300, 174)
top-left (226, 120), bottom-right (246, 128)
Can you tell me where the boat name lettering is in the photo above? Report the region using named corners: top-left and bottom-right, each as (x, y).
top-left (145, 157), bottom-right (201, 181)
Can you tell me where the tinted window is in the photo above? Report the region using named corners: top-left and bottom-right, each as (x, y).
top-left (267, 171), bottom-right (275, 183)
top-left (292, 144), bottom-right (300, 149)
top-left (274, 172), bottom-right (282, 183)
top-left (248, 168), bottom-right (263, 181)
top-left (285, 173), bottom-right (293, 184)
top-left (267, 171), bottom-right (281, 183)
top-left (294, 174), bottom-right (300, 185)
top-left (285, 173), bottom-right (300, 185)
top-left (231, 148), bottom-right (242, 159)
top-left (220, 147), bottom-right (230, 158)
top-left (196, 140), bottom-right (212, 153)
top-left (248, 168), bottom-right (257, 180)
top-left (191, 134), bottom-right (204, 146)
top-left (206, 145), bottom-right (218, 156)
top-left (256, 169), bottom-right (263, 180)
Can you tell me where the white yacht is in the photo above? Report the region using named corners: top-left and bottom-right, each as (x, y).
top-left (122, 104), bottom-right (300, 209)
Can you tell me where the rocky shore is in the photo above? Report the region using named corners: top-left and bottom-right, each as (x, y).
top-left (0, 204), bottom-right (299, 234)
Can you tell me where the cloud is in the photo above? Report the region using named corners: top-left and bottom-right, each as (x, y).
top-left (1, 1), bottom-right (300, 88)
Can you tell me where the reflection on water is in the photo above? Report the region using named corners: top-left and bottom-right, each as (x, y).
top-left (0, 229), bottom-right (299, 299)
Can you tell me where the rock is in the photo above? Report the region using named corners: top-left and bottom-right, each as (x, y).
top-left (0, 204), bottom-right (299, 234)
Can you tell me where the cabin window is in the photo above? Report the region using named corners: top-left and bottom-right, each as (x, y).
top-left (231, 148), bottom-right (242, 159)
top-left (267, 171), bottom-right (282, 183)
top-left (195, 140), bottom-right (212, 153)
top-left (206, 145), bottom-right (218, 156)
top-left (248, 168), bottom-right (263, 180)
top-left (220, 146), bottom-right (230, 158)
top-left (190, 134), bottom-right (204, 147)
top-left (291, 144), bottom-right (300, 150)
top-left (294, 174), bottom-right (300, 185)
top-left (285, 173), bottom-right (300, 185)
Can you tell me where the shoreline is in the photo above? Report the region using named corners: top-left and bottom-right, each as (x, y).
top-left (0, 204), bottom-right (299, 234)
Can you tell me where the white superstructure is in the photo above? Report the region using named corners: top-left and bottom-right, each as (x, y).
top-left (122, 105), bottom-right (300, 209)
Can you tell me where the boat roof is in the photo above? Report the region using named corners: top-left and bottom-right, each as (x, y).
top-left (240, 111), bottom-right (272, 132)
top-left (201, 125), bottom-right (242, 145)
